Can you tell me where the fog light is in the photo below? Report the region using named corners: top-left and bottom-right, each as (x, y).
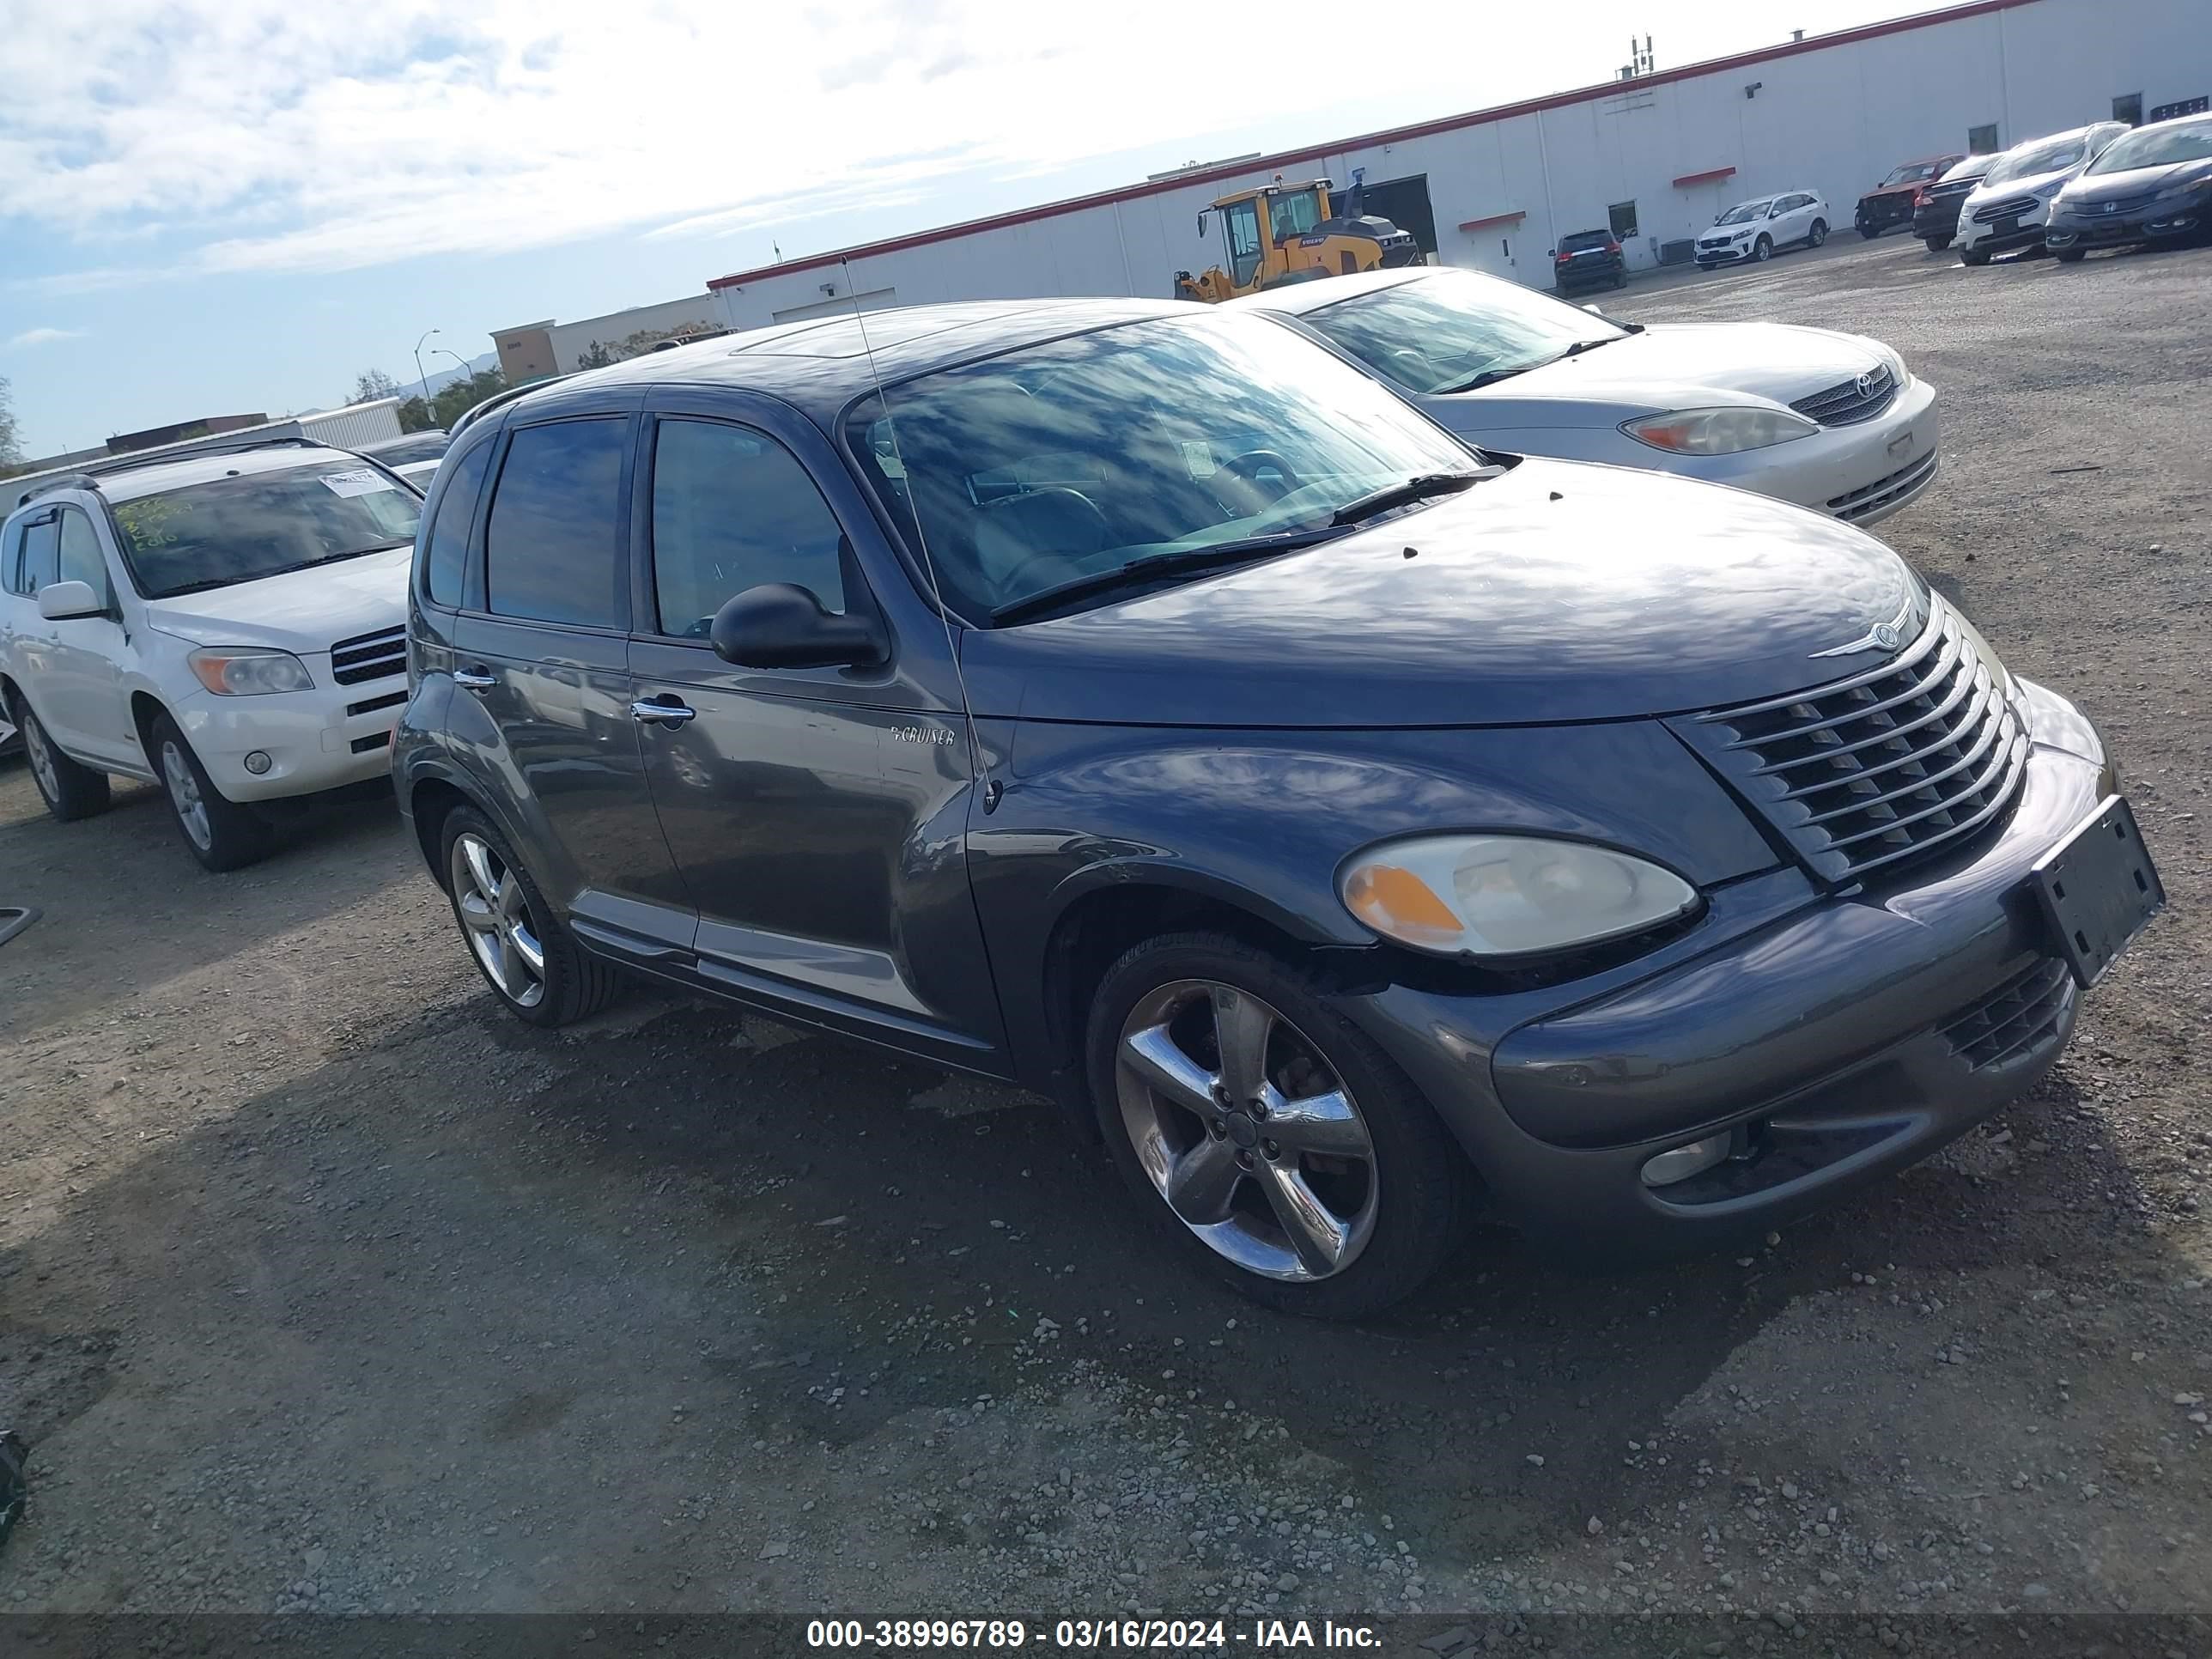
top-left (243, 750), bottom-right (273, 775)
top-left (1641, 1132), bottom-right (1732, 1188)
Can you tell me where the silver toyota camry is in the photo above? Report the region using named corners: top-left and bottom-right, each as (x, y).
top-left (1231, 266), bottom-right (1939, 528)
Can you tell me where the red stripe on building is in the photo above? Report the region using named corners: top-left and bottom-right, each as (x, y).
top-left (707, 0), bottom-right (2035, 292)
top-left (1672, 166), bottom-right (1740, 187)
top-left (1458, 210), bottom-right (1528, 232)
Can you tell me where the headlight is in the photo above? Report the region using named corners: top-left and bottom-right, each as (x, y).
top-left (187, 648), bottom-right (315, 696)
top-left (2154, 172), bottom-right (2212, 204)
top-left (2031, 179), bottom-right (2066, 200)
top-left (1621, 407), bottom-right (1820, 455)
top-left (1339, 835), bottom-right (1699, 959)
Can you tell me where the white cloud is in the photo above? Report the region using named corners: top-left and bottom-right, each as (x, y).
top-left (6, 326), bottom-right (85, 348)
top-left (0, 0), bottom-right (1909, 283)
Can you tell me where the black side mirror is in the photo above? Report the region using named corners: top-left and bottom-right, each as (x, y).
top-left (711, 582), bottom-right (886, 670)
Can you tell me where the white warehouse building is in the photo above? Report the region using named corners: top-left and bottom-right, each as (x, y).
top-left (691, 0), bottom-right (2207, 328)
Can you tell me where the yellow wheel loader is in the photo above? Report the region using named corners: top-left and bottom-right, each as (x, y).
top-left (1173, 177), bottom-right (1421, 302)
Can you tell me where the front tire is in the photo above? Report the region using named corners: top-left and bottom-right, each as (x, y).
top-left (1085, 933), bottom-right (1476, 1319)
top-left (1925, 234), bottom-right (1953, 251)
top-left (440, 805), bottom-right (620, 1027)
top-left (2055, 246), bottom-right (2086, 263)
top-left (1961, 246), bottom-right (1990, 266)
top-left (149, 713), bottom-right (273, 872)
top-left (1753, 234), bottom-right (1773, 262)
top-left (1857, 221), bottom-right (1879, 240)
top-left (10, 694), bottom-right (111, 822)
top-left (1808, 218), bottom-right (1828, 247)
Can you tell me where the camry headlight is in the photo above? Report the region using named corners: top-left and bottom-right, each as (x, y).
top-left (1339, 835), bottom-right (1699, 959)
top-left (1621, 407), bottom-right (1819, 455)
top-left (187, 647), bottom-right (315, 696)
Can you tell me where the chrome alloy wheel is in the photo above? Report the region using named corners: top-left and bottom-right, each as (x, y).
top-left (1115, 980), bottom-right (1379, 1282)
top-left (21, 710), bottom-right (59, 801)
top-left (450, 832), bottom-right (546, 1008)
top-left (160, 738), bottom-right (211, 852)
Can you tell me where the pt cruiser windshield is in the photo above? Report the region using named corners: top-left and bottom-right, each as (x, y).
top-left (847, 313), bottom-right (1479, 623)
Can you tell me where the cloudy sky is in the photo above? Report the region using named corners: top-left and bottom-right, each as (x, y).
top-left (1, 0), bottom-right (1925, 456)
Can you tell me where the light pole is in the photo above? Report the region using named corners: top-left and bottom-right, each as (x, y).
top-left (411, 327), bottom-right (441, 416)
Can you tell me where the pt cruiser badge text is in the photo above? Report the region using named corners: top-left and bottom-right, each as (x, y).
top-left (890, 724), bottom-right (957, 745)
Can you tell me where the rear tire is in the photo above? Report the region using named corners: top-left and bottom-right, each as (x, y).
top-left (1753, 235), bottom-right (1772, 262)
top-left (10, 693), bottom-right (111, 822)
top-left (1613, 270), bottom-right (1627, 289)
top-left (439, 805), bottom-right (621, 1028)
top-left (1808, 219), bottom-right (1828, 247)
top-left (1085, 932), bottom-right (1477, 1319)
top-left (149, 713), bottom-right (274, 872)
top-left (1924, 234), bottom-right (1953, 251)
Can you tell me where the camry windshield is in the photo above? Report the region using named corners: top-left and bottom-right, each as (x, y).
top-left (2087, 121), bottom-right (2212, 174)
top-left (846, 313), bottom-right (1476, 623)
top-left (1986, 136), bottom-right (2090, 184)
top-left (1302, 272), bottom-right (1627, 397)
top-left (1716, 199), bottom-right (1773, 225)
top-left (110, 462), bottom-right (422, 599)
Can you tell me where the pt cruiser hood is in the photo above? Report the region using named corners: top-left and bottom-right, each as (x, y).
top-left (962, 459), bottom-right (1920, 728)
top-left (142, 545), bottom-right (412, 651)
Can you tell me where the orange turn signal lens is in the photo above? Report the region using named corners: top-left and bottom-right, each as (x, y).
top-left (1342, 863), bottom-right (1462, 943)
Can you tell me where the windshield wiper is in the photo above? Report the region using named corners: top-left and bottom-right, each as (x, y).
top-left (261, 542), bottom-right (414, 578)
top-left (989, 527), bottom-right (1346, 625)
top-left (1438, 365), bottom-right (1531, 393)
top-left (1328, 471), bottom-right (1483, 527)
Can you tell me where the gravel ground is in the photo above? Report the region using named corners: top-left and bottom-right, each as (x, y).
top-left (3, 233), bottom-right (2209, 1649)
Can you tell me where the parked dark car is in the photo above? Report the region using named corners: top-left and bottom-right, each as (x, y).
top-left (1551, 228), bottom-right (1627, 293)
top-left (393, 299), bottom-right (2161, 1317)
top-left (1912, 154), bottom-right (1998, 249)
top-left (2046, 112), bottom-right (2212, 260)
top-left (1856, 155), bottom-right (1965, 238)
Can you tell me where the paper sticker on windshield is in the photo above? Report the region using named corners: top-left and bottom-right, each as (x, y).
top-left (319, 469), bottom-right (396, 498)
top-left (1181, 441), bottom-right (1217, 478)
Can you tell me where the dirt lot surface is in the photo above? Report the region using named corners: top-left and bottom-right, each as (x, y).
top-left (3, 234), bottom-right (2210, 1650)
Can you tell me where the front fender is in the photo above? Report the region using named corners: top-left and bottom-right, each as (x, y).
top-left (970, 718), bottom-right (1780, 1088)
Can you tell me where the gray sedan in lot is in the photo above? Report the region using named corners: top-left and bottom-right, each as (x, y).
top-left (1231, 266), bottom-right (1940, 527)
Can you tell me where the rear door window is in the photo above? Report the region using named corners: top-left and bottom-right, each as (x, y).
top-left (483, 419), bottom-right (628, 629)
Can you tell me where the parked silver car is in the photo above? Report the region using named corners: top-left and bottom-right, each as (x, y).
top-left (1231, 266), bottom-right (1939, 527)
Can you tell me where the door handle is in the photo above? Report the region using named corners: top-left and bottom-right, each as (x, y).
top-left (453, 669), bottom-right (495, 690)
top-left (630, 698), bottom-right (697, 727)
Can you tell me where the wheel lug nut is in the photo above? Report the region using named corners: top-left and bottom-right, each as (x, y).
top-left (1262, 1139), bottom-right (1279, 1159)
top-left (1210, 1118), bottom-right (1228, 1139)
top-left (1249, 1100), bottom-right (1268, 1121)
top-left (1235, 1151), bottom-right (1255, 1170)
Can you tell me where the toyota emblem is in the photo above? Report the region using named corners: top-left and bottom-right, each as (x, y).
top-left (1854, 373), bottom-right (1875, 398)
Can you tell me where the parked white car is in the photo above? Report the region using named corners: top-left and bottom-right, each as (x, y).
top-left (356, 428), bottom-right (451, 491)
top-left (1232, 266), bottom-right (1939, 527)
top-left (1693, 190), bottom-right (1831, 266)
top-left (1954, 122), bottom-right (2130, 264)
top-left (0, 439), bottom-right (420, 869)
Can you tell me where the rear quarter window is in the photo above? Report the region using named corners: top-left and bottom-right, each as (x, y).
top-left (420, 439), bottom-right (496, 609)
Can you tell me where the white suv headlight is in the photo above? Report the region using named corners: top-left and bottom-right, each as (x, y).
top-left (1339, 835), bottom-right (1698, 958)
top-left (1621, 407), bottom-right (1819, 455)
top-left (188, 648), bottom-right (315, 696)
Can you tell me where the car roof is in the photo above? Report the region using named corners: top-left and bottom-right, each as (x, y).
top-left (493, 297), bottom-right (1195, 427)
top-left (1221, 265), bottom-right (1436, 316)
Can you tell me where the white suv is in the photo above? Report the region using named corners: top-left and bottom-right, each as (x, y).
top-left (0, 439), bottom-right (421, 869)
top-left (1954, 122), bottom-right (2129, 265)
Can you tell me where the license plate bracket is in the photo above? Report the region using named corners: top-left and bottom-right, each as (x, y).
top-left (2028, 795), bottom-right (2164, 987)
top-left (1992, 215), bottom-right (2021, 236)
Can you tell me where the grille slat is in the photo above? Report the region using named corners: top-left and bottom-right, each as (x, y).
top-left (1940, 959), bottom-right (2073, 1070)
top-left (330, 624), bottom-right (406, 686)
top-left (1671, 598), bottom-right (2030, 886)
top-left (1972, 194), bottom-right (2038, 224)
top-left (1829, 447), bottom-right (1940, 520)
top-left (1790, 364), bottom-right (1898, 427)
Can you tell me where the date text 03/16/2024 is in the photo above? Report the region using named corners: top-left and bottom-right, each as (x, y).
top-left (804, 1620), bottom-right (1382, 1650)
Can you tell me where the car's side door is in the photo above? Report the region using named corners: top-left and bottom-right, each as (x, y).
top-left (625, 387), bottom-right (1007, 1070)
top-left (35, 503), bottom-right (137, 767)
top-left (1771, 194), bottom-right (1806, 244)
top-left (447, 394), bottom-right (696, 951)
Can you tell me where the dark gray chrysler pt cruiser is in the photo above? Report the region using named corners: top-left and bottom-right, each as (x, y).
top-left (394, 299), bottom-right (2162, 1317)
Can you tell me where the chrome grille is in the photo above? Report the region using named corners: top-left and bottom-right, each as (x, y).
top-left (1940, 959), bottom-right (2073, 1071)
top-left (1972, 194), bottom-right (2038, 224)
top-left (1924, 179), bottom-right (1978, 203)
top-left (1669, 599), bottom-right (2030, 886)
top-left (1791, 363), bottom-right (1899, 427)
top-left (330, 625), bottom-right (406, 685)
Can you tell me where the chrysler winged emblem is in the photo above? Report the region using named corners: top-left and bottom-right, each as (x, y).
top-left (1811, 596), bottom-right (1913, 659)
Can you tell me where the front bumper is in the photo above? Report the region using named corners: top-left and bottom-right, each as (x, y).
top-left (1856, 196), bottom-right (1914, 231)
top-left (1693, 240), bottom-right (1757, 266)
top-left (1956, 199), bottom-right (2051, 255)
top-left (2046, 198), bottom-right (2212, 252)
top-left (1651, 372), bottom-right (1941, 527)
top-left (1338, 679), bottom-right (2132, 1252)
top-left (170, 677), bottom-right (405, 802)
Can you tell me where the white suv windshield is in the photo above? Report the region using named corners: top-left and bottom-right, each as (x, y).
top-left (110, 461), bottom-right (422, 599)
top-left (1716, 199), bottom-right (1773, 225)
top-left (847, 313), bottom-right (1475, 623)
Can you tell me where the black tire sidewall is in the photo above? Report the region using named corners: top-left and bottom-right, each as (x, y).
top-left (438, 804), bottom-right (611, 1028)
top-left (149, 714), bottom-right (271, 872)
top-left (1755, 236), bottom-right (1771, 259)
top-left (1083, 932), bottom-right (1473, 1319)
top-left (11, 693), bottom-right (110, 822)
